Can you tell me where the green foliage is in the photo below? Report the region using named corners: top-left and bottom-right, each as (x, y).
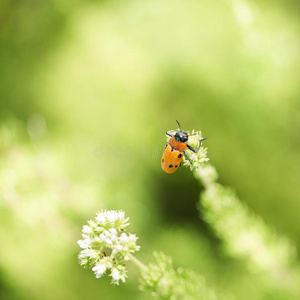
top-left (1, 0), bottom-right (300, 299)
top-left (140, 252), bottom-right (219, 300)
top-left (200, 182), bottom-right (297, 274)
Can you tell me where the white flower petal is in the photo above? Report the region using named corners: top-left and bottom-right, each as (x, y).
top-left (82, 225), bottom-right (93, 234)
top-left (120, 233), bottom-right (128, 243)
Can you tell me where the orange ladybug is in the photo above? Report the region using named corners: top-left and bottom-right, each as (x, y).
top-left (161, 120), bottom-right (206, 174)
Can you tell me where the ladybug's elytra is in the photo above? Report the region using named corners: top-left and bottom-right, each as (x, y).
top-left (161, 120), bottom-right (206, 174)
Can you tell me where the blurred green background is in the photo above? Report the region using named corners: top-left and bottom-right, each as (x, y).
top-left (1, 0), bottom-right (300, 299)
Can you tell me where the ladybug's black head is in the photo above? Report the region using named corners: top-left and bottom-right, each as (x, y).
top-left (174, 131), bottom-right (188, 143)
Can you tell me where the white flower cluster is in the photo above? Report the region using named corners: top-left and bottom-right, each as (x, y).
top-left (78, 210), bottom-right (140, 285)
top-left (182, 130), bottom-right (209, 170)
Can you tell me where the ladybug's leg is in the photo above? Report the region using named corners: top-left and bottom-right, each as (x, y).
top-left (186, 144), bottom-right (197, 153)
top-left (187, 137), bottom-right (206, 153)
top-left (183, 150), bottom-right (193, 166)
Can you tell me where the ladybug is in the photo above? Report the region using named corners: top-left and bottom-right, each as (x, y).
top-left (161, 120), bottom-right (206, 174)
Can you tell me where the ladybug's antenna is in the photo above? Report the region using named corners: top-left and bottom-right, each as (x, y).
top-left (176, 120), bottom-right (181, 130)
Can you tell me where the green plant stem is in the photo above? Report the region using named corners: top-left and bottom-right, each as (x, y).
top-left (128, 253), bottom-right (148, 272)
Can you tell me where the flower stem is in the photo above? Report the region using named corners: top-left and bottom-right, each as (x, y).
top-left (128, 253), bottom-right (148, 272)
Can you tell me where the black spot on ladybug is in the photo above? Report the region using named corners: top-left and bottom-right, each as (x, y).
top-left (169, 164), bottom-right (173, 168)
top-left (162, 159), bottom-right (164, 163)
top-left (178, 153), bottom-right (182, 158)
top-left (175, 165), bottom-right (178, 168)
